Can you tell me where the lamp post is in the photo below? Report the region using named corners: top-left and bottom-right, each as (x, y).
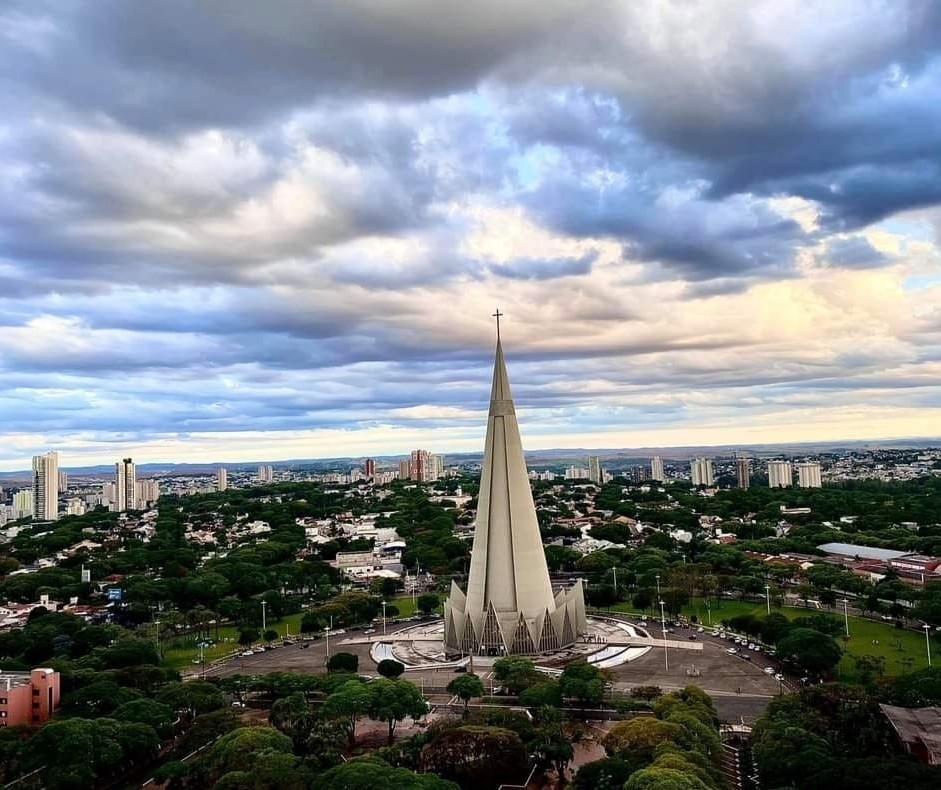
top-left (765, 584), bottom-right (771, 616)
top-left (924, 624), bottom-right (932, 668)
top-left (655, 574), bottom-right (661, 617)
top-left (842, 599), bottom-right (850, 637)
top-left (325, 615), bottom-right (332, 662)
top-left (261, 600), bottom-right (267, 634)
top-left (659, 599), bottom-right (669, 671)
top-left (382, 600), bottom-right (388, 636)
top-left (613, 567), bottom-right (618, 597)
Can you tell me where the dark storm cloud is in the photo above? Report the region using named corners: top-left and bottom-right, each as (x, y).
top-left (820, 236), bottom-right (888, 269)
top-left (489, 251), bottom-right (597, 280)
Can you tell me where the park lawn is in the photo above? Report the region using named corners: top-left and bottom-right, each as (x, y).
top-left (609, 597), bottom-right (932, 681)
top-left (162, 595), bottom-right (421, 669)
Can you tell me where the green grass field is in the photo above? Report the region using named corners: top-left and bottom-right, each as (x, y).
top-left (162, 595), bottom-right (420, 669)
top-left (610, 597), bottom-right (934, 682)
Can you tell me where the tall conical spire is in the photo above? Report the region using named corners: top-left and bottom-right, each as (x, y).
top-left (443, 314), bottom-right (586, 655)
top-left (464, 317), bottom-right (554, 618)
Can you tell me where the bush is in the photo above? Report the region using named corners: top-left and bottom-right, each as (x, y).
top-left (377, 659), bottom-right (405, 678)
top-left (327, 652), bottom-right (359, 674)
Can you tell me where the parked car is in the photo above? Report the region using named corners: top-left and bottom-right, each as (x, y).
top-left (240, 650), bottom-right (254, 657)
top-left (763, 667), bottom-right (775, 675)
top-left (774, 673), bottom-right (784, 682)
top-left (727, 647), bottom-right (738, 654)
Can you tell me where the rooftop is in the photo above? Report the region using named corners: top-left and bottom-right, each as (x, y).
top-left (880, 704), bottom-right (941, 765)
top-left (817, 542), bottom-right (908, 562)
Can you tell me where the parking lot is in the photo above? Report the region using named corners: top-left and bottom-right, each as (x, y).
top-left (202, 617), bottom-right (787, 723)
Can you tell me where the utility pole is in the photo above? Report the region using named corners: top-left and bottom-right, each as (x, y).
top-left (842, 599), bottom-right (850, 637)
top-left (325, 615), bottom-right (333, 662)
top-left (613, 567), bottom-right (618, 597)
top-left (382, 600), bottom-right (388, 635)
top-left (261, 600), bottom-right (267, 633)
top-left (765, 585), bottom-right (771, 616)
top-left (925, 624), bottom-right (933, 667)
top-left (659, 599), bottom-right (669, 671)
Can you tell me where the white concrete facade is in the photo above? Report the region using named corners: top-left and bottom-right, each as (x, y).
top-left (444, 335), bottom-right (586, 655)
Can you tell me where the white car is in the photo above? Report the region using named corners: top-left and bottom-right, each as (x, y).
top-left (763, 667), bottom-right (775, 675)
top-left (774, 673), bottom-right (784, 682)
top-left (240, 650), bottom-right (254, 657)
top-left (748, 643), bottom-right (757, 651)
top-left (697, 627), bottom-right (704, 633)
top-left (364, 628), bottom-right (376, 635)
top-left (727, 647), bottom-right (738, 654)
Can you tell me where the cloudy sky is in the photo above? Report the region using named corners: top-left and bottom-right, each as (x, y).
top-left (2, 1), bottom-right (941, 469)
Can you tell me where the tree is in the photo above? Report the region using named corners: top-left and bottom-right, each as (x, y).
top-left (529, 708), bottom-right (577, 780)
top-left (263, 629), bottom-right (279, 645)
top-left (113, 698), bottom-right (174, 738)
top-left (447, 673), bottom-right (485, 714)
top-left (321, 757), bottom-right (458, 789)
top-left (157, 680), bottom-right (224, 718)
top-left (775, 628), bottom-right (842, 675)
top-left (377, 658), bottom-right (406, 678)
top-left (603, 717), bottom-right (683, 762)
top-left (367, 678), bottom-right (428, 743)
top-left (323, 680), bottom-right (371, 746)
top-left (633, 589), bottom-right (653, 612)
top-left (198, 726), bottom-right (297, 788)
top-left (238, 628), bottom-right (260, 646)
top-left (519, 680), bottom-right (563, 709)
top-left (625, 765), bottom-right (711, 790)
top-left (417, 593), bottom-right (440, 614)
top-left (493, 656), bottom-right (540, 694)
top-left (573, 757), bottom-right (640, 790)
top-left (270, 692), bottom-right (316, 752)
top-left (300, 612), bottom-right (322, 634)
top-left (559, 659), bottom-right (608, 706)
top-left (420, 726), bottom-right (529, 788)
top-left (327, 651), bottom-right (359, 673)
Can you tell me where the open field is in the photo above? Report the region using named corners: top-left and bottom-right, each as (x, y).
top-left (610, 597), bottom-right (934, 682)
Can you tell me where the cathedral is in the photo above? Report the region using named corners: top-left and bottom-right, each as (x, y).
top-left (443, 320), bottom-right (586, 655)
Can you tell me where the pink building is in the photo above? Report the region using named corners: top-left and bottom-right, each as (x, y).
top-left (0, 668), bottom-right (61, 727)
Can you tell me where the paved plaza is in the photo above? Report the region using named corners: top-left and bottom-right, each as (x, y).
top-left (202, 620), bottom-right (783, 723)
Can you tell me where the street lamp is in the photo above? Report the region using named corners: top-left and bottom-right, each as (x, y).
top-left (842, 599), bottom-right (850, 637)
top-left (924, 624), bottom-right (932, 668)
top-left (765, 584), bottom-right (771, 616)
top-left (382, 600), bottom-right (388, 635)
top-left (659, 599), bottom-right (669, 671)
top-left (325, 615), bottom-right (332, 661)
top-left (261, 600), bottom-right (267, 634)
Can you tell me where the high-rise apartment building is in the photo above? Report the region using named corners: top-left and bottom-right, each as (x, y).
top-left (650, 455), bottom-right (665, 482)
top-left (115, 458), bottom-right (136, 512)
top-left (256, 465), bottom-right (274, 483)
top-left (32, 451), bottom-right (59, 521)
top-left (136, 479), bottom-right (160, 507)
top-left (735, 457), bottom-right (751, 489)
top-left (66, 499), bottom-right (85, 517)
top-left (564, 466), bottom-right (590, 480)
top-left (588, 455), bottom-right (602, 483)
top-left (217, 467), bottom-right (228, 492)
top-left (797, 461), bottom-right (823, 488)
top-left (13, 489), bottom-right (33, 519)
top-left (427, 454), bottom-right (444, 481)
top-left (768, 460), bottom-right (793, 488)
top-left (58, 471), bottom-right (68, 491)
top-left (690, 457), bottom-right (715, 487)
top-left (364, 458), bottom-right (376, 478)
top-left (409, 449), bottom-right (429, 481)
top-left (397, 459), bottom-right (411, 480)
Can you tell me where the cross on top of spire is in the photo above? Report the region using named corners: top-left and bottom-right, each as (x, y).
top-left (492, 308), bottom-right (503, 341)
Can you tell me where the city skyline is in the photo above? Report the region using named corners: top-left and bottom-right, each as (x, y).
top-left (3, 2), bottom-right (941, 469)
